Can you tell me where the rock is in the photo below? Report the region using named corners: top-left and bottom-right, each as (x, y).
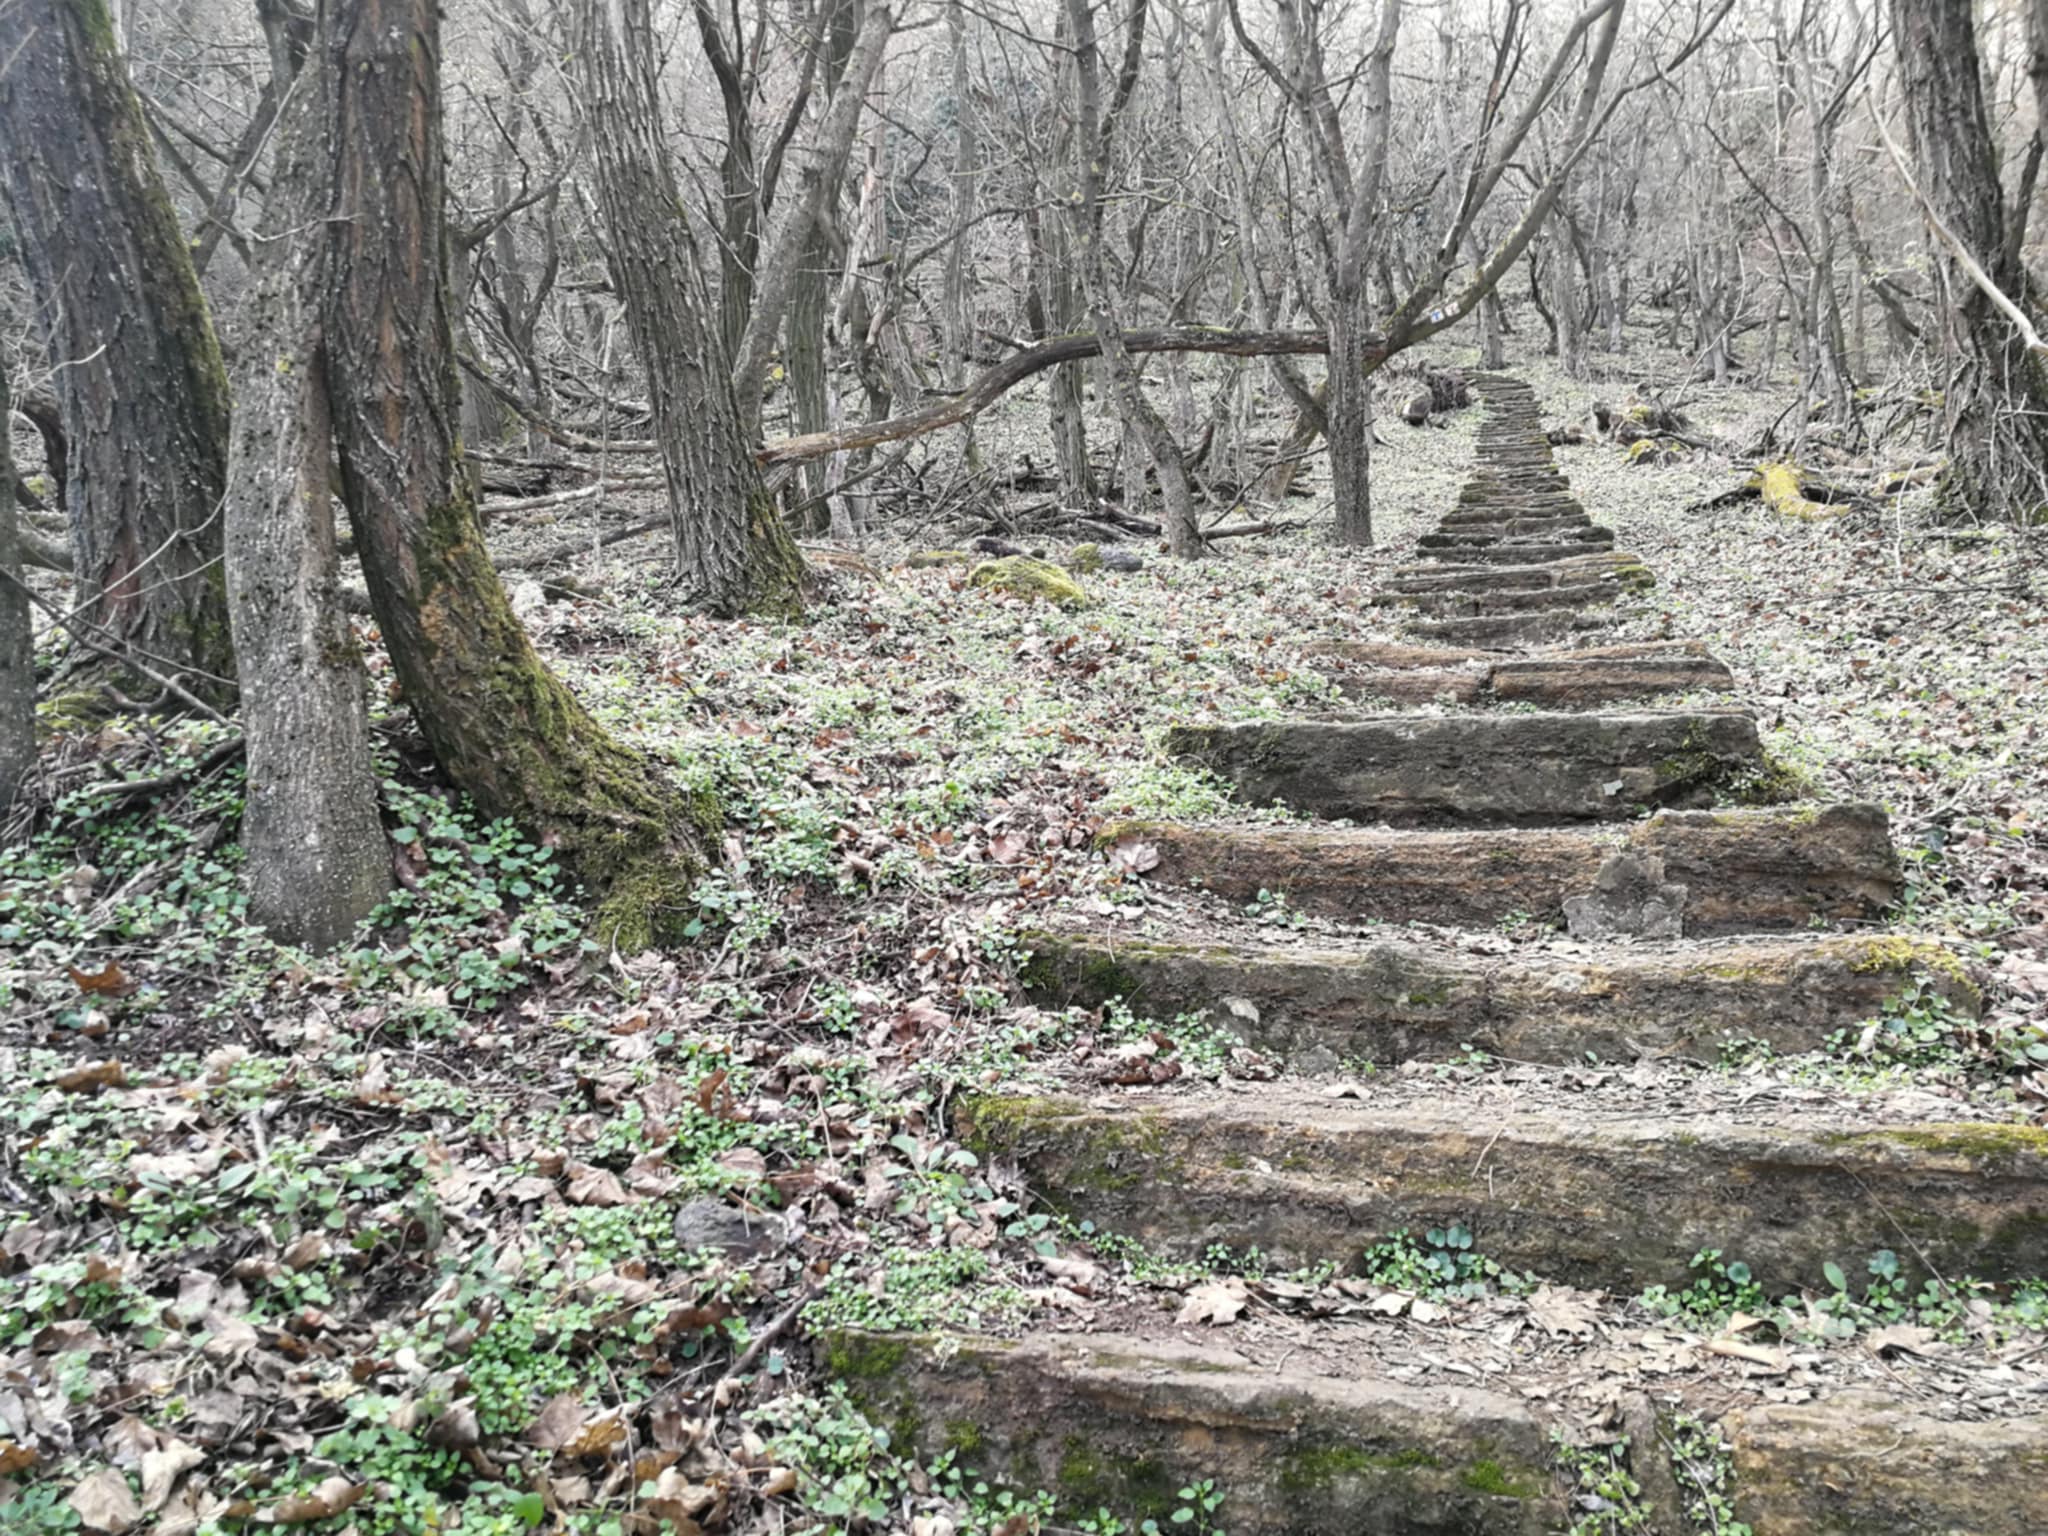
top-left (1403, 389), bottom-right (1433, 426)
top-left (1020, 927), bottom-right (1960, 1065)
top-left (960, 1084), bottom-right (2048, 1292)
top-left (1562, 851), bottom-right (1688, 938)
top-left (1064, 542), bottom-right (1104, 572)
top-left (967, 555), bottom-right (1090, 609)
top-left (900, 549), bottom-right (970, 569)
top-left (671, 1198), bottom-right (784, 1258)
top-left (1168, 711), bottom-right (1765, 824)
top-left (971, 535), bottom-right (1028, 556)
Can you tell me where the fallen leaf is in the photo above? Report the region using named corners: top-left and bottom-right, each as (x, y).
top-left (1527, 1285), bottom-right (1602, 1339)
top-left (1867, 1323), bottom-right (1943, 1359)
top-left (255, 1475), bottom-right (365, 1524)
top-left (564, 1164), bottom-right (632, 1208)
top-left (68, 1468), bottom-right (142, 1534)
top-left (68, 961), bottom-right (133, 996)
top-left (54, 1060), bottom-right (126, 1094)
top-left (1706, 1337), bottom-right (1788, 1372)
top-left (139, 1438), bottom-right (204, 1513)
top-left (1176, 1275), bottom-right (1249, 1326)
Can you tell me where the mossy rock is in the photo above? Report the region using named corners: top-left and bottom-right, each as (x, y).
top-left (1064, 542), bottom-right (1104, 573)
top-left (901, 549), bottom-right (971, 570)
top-left (968, 556), bottom-right (1090, 609)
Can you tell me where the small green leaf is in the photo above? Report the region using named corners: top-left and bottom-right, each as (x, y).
top-left (513, 1492), bottom-right (545, 1528)
top-left (1823, 1261), bottom-right (1847, 1293)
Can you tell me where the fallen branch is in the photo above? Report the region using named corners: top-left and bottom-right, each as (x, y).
top-left (495, 516), bottom-right (668, 573)
top-left (756, 327), bottom-right (1335, 467)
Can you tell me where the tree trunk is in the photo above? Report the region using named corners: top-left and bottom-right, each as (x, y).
top-left (1327, 283), bottom-right (1375, 546)
top-left (0, 0), bottom-right (234, 704)
top-left (1061, 0), bottom-right (1199, 555)
top-left (1890, 0), bottom-right (2048, 518)
top-left (0, 345), bottom-right (35, 826)
top-left (223, 36), bottom-right (390, 949)
top-left (573, 0), bottom-right (810, 617)
top-left (322, 0), bottom-right (713, 951)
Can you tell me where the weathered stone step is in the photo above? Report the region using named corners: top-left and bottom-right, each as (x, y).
top-left (1306, 642), bottom-right (1732, 706)
top-left (1166, 710), bottom-right (1763, 823)
top-left (827, 1330), bottom-right (1562, 1535)
top-left (1403, 607), bottom-right (1630, 646)
top-left (960, 1086), bottom-right (2048, 1293)
top-left (1415, 539), bottom-right (1629, 566)
top-left (1439, 508), bottom-right (1587, 530)
top-left (1380, 580), bottom-right (1620, 617)
top-left (1419, 525), bottom-right (1614, 550)
top-left (1389, 551), bottom-right (1652, 591)
top-left (827, 1332), bottom-right (2048, 1536)
top-left (1094, 803), bottom-right (1898, 933)
top-left (1022, 926), bottom-right (1955, 1064)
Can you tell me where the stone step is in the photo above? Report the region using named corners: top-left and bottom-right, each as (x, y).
top-left (828, 1330), bottom-right (1563, 1535)
top-left (1093, 803), bottom-right (1898, 933)
top-left (959, 1084), bottom-right (2048, 1293)
top-left (1021, 926), bottom-right (1955, 1065)
top-left (1379, 580), bottom-right (1621, 616)
top-left (1389, 551), bottom-right (1653, 592)
top-left (1419, 525), bottom-right (1614, 550)
top-left (827, 1331), bottom-right (2048, 1536)
top-left (1439, 508), bottom-right (1588, 531)
top-left (1165, 710), bottom-right (1764, 823)
top-left (1307, 642), bottom-right (1733, 706)
top-left (1414, 539), bottom-right (1629, 566)
top-left (1403, 607), bottom-right (1631, 646)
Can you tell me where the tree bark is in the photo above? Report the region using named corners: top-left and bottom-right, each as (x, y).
top-left (223, 32), bottom-right (390, 950)
top-left (321, 0), bottom-right (714, 951)
top-left (0, 0), bottom-right (234, 704)
top-left (0, 345), bottom-right (35, 826)
top-left (572, 0), bottom-right (811, 618)
top-left (1889, 0), bottom-right (2048, 518)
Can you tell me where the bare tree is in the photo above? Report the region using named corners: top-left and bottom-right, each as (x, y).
top-left (1885, 0), bottom-right (2048, 518)
top-left (0, 0), bottom-right (234, 703)
top-left (323, 0), bottom-right (714, 949)
top-left (0, 340), bottom-right (33, 825)
top-left (222, 0), bottom-right (390, 950)
top-left (572, 0), bottom-right (812, 618)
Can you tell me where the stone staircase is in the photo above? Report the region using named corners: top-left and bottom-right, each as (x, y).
top-left (825, 376), bottom-right (2048, 1532)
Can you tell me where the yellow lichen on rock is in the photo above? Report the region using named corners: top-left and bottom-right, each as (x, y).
top-left (968, 555), bottom-right (1090, 609)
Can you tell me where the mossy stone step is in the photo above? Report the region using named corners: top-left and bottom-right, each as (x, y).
top-left (1379, 580), bottom-right (1621, 617)
top-left (1321, 646), bottom-right (1730, 707)
top-left (1389, 551), bottom-right (1653, 592)
top-left (1413, 539), bottom-right (1630, 566)
top-left (1167, 709), bottom-right (1763, 823)
top-left (1092, 802), bottom-right (1897, 933)
top-left (1403, 606), bottom-right (1630, 646)
top-left (959, 1087), bottom-right (2048, 1293)
top-left (1420, 528), bottom-right (1615, 553)
top-left (824, 1332), bottom-right (2048, 1536)
top-left (823, 1329), bottom-right (1561, 1535)
top-left (1022, 926), bottom-right (1954, 1065)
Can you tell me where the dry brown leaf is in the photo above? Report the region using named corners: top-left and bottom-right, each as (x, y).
top-left (1175, 1275), bottom-right (1249, 1326)
top-left (524, 1392), bottom-right (586, 1450)
top-left (139, 1438), bottom-right (204, 1513)
top-left (563, 1163), bottom-right (632, 1208)
top-left (1527, 1285), bottom-right (1602, 1339)
top-left (1867, 1323), bottom-right (1944, 1358)
top-left (54, 1060), bottom-right (126, 1094)
top-left (68, 961), bottom-right (132, 996)
top-left (67, 1468), bottom-right (141, 1534)
top-left (1706, 1337), bottom-right (1788, 1372)
top-left (255, 1475), bottom-right (365, 1524)
top-left (562, 1412), bottom-right (629, 1460)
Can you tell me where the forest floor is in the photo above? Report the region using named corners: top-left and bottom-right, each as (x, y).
top-left (4, 322), bottom-right (2048, 1535)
